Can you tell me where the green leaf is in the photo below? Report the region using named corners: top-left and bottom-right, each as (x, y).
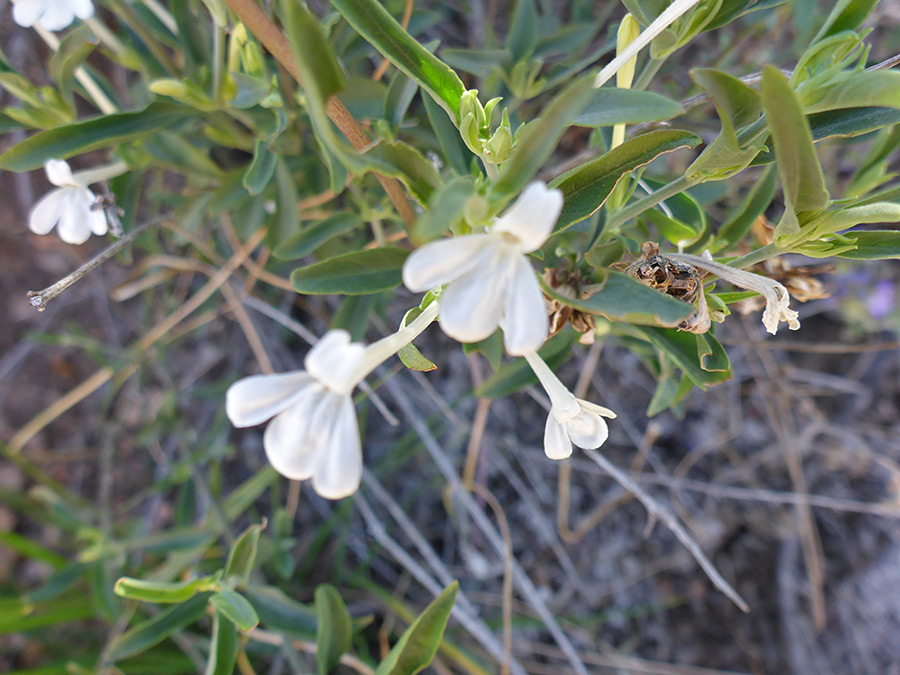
top-left (272, 213), bottom-right (362, 260)
top-left (440, 48), bottom-right (510, 78)
top-left (712, 165), bottom-right (777, 252)
top-left (113, 576), bottom-right (219, 604)
top-left (107, 593), bottom-right (211, 661)
top-left (475, 332), bottom-right (577, 399)
top-left (541, 271), bottom-right (694, 327)
top-left (291, 247), bottom-right (409, 295)
top-left (804, 71), bottom-right (900, 115)
top-left (244, 584), bottom-right (317, 637)
top-left (315, 585), bottom-right (353, 675)
top-left (0, 101), bottom-right (191, 172)
top-left (686, 68), bottom-right (765, 179)
top-left (492, 74), bottom-right (595, 206)
top-left (760, 66), bottom-right (829, 244)
top-left (423, 93), bottom-right (469, 174)
top-left (696, 332), bottom-right (730, 372)
top-left (811, 0), bottom-right (878, 42)
top-left (210, 589), bottom-right (259, 632)
top-left (374, 582), bottom-right (459, 675)
top-left (280, 0), bottom-right (345, 102)
top-left (332, 293), bottom-right (376, 340)
top-left (706, 0), bottom-right (787, 31)
top-left (630, 326), bottom-right (732, 389)
top-left (224, 521), bottom-right (266, 586)
top-left (573, 88), bottom-right (683, 127)
top-left (551, 129), bottom-right (701, 232)
top-left (228, 72), bottom-right (273, 109)
top-left (398, 343), bottom-right (438, 372)
top-left (412, 176), bottom-right (477, 244)
top-left (272, 158), bottom-right (302, 246)
top-left (242, 139), bottom-right (278, 195)
top-left (329, 0), bottom-right (466, 122)
top-left (49, 26), bottom-right (98, 104)
top-left (836, 230), bottom-right (900, 259)
top-left (508, 0), bottom-right (538, 63)
top-left (204, 614), bottom-right (238, 675)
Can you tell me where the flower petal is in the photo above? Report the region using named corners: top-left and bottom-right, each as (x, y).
top-left (12, 0), bottom-right (43, 27)
top-left (438, 248), bottom-right (511, 343)
top-left (56, 191), bottom-right (92, 245)
top-left (492, 182), bottom-right (563, 253)
top-left (579, 399), bottom-right (617, 419)
top-left (37, 0), bottom-right (76, 30)
top-left (312, 396), bottom-right (362, 499)
top-left (564, 405), bottom-right (609, 449)
top-left (544, 414), bottom-right (573, 460)
top-left (402, 234), bottom-right (494, 292)
top-left (263, 388), bottom-right (328, 480)
top-left (226, 371), bottom-right (313, 427)
top-left (501, 254), bottom-right (549, 355)
top-left (304, 329), bottom-right (367, 394)
top-left (28, 188), bottom-right (65, 235)
top-left (71, 0), bottom-right (95, 20)
top-left (44, 159), bottom-right (77, 187)
top-left (88, 202), bottom-right (108, 235)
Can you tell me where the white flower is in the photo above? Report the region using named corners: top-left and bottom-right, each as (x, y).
top-left (524, 351), bottom-right (616, 460)
top-left (402, 182), bottom-right (562, 355)
top-left (226, 330), bottom-right (367, 500)
top-left (670, 252), bottom-right (801, 335)
top-left (226, 302), bottom-right (439, 500)
top-left (12, 0), bottom-right (94, 31)
top-left (28, 159), bottom-right (108, 245)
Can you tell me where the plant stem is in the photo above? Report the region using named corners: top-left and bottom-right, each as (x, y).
top-left (142, 0), bottom-right (179, 34)
top-left (212, 23), bottom-right (225, 102)
top-left (726, 243), bottom-right (780, 269)
top-left (356, 301), bottom-right (440, 383)
top-left (222, 0), bottom-right (417, 226)
top-left (604, 174), bottom-right (697, 234)
top-left (633, 55), bottom-right (665, 90)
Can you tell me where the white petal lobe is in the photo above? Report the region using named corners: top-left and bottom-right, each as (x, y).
top-left (305, 330), bottom-right (367, 394)
top-left (402, 234), bottom-right (493, 291)
top-left (28, 188), bottom-right (65, 235)
top-left (312, 396), bottom-right (362, 500)
top-left (226, 372), bottom-right (313, 427)
top-left (438, 250), bottom-right (509, 343)
top-left (262, 391), bottom-right (323, 480)
top-left (544, 415), bottom-right (573, 460)
top-left (502, 254), bottom-right (548, 355)
top-left (493, 182), bottom-right (563, 252)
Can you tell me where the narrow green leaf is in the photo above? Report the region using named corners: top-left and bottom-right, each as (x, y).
top-left (224, 521), bottom-right (266, 586)
top-left (696, 332), bottom-right (730, 372)
top-left (551, 129), bottom-right (701, 232)
top-left (291, 247), bottom-right (409, 295)
top-left (107, 593), bottom-right (210, 661)
top-left (329, 0), bottom-right (466, 121)
top-left (573, 88), bottom-right (683, 127)
top-left (244, 584), bottom-right (317, 637)
top-left (706, 0), bottom-right (787, 31)
top-left (804, 71), bottom-right (900, 115)
top-left (114, 576), bottom-right (219, 604)
top-left (492, 74), bottom-right (595, 206)
top-left (440, 48), bottom-right (510, 78)
top-left (507, 0), bottom-right (538, 63)
top-left (211, 589), bottom-right (259, 632)
top-left (761, 66), bottom-right (829, 243)
top-left (0, 102), bottom-right (191, 171)
top-left (630, 326), bottom-right (732, 389)
top-left (49, 26), bottom-right (98, 103)
top-left (280, 0), bottom-right (345, 101)
top-left (204, 614), bottom-right (239, 675)
top-left (374, 582), bottom-right (459, 675)
top-left (274, 213), bottom-right (360, 261)
top-left (812, 0), bottom-right (878, 42)
top-left (837, 230), bottom-right (900, 259)
top-left (315, 585), bottom-right (353, 675)
top-left (243, 139), bottom-right (278, 195)
top-left (423, 93), bottom-right (470, 174)
top-left (272, 158), bottom-right (302, 246)
top-left (541, 271), bottom-right (694, 327)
